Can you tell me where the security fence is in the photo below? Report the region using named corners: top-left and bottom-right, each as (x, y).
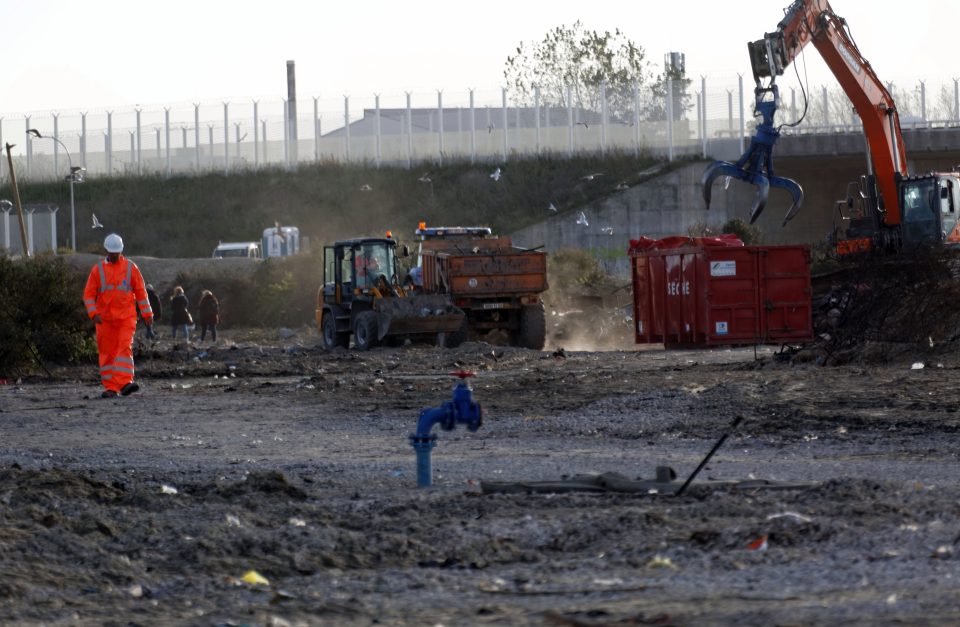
top-left (2, 74), bottom-right (959, 184)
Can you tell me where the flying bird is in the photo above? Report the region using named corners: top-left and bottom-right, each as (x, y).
top-left (581, 173), bottom-right (604, 182)
top-left (490, 167), bottom-right (502, 182)
top-left (615, 181), bottom-right (630, 191)
top-left (575, 121), bottom-right (589, 129)
top-left (486, 124), bottom-right (495, 134)
top-left (360, 184), bottom-right (373, 191)
top-left (91, 213), bottom-right (103, 229)
top-left (548, 202), bottom-right (558, 212)
top-left (576, 211), bottom-right (589, 227)
top-left (418, 172), bottom-right (433, 183)
top-left (601, 226), bottom-right (614, 235)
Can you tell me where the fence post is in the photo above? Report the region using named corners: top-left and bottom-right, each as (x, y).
top-left (954, 78), bottom-right (959, 123)
top-left (156, 128), bottom-right (162, 160)
top-left (469, 89), bottom-right (476, 164)
top-left (344, 96), bottom-right (351, 162)
top-left (253, 101), bottom-right (259, 170)
top-left (406, 92), bottom-right (413, 168)
top-left (738, 74), bottom-right (745, 154)
top-left (53, 113), bottom-right (60, 176)
top-left (600, 81), bottom-right (608, 154)
top-left (634, 81), bottom-right (641, 157)
top-left (223, 102), bottom-right (230, 175)
top-left (128, 132), bottom-right (135, 173)
top-left (790, 87), bottom-right (797, 122)
top-left (106, 111), bottom-right (113, 176)
top-left (262, 119), bottom-right (268, 163)
top-left (164, 108), bottom-right (171, 178)
top-left (80, 113), bottom-right (87, 169)
top-left (375, 94), bottom-right (382, 168)
top-left (501, 87), bottom-right (508, 161)
top-left (666, 79), bottom-right (674, 161)
top-left (437, 90), bottom-right (444, 166)
top-left (49, 206), bottom-right (57, 252)
top-left (194, 104), bottom-right (200, 171)
top-left (919, 80), bottom-right (927, 122)
top-left (701, 76), bottom-right (708, 157)
top-left (135, 109), bottom-right (142, 175)
top-left (697, 93), bottom-right (704, 155)
top-left (25, 116), bottom-right (31, 179)
top-left (566, 84), bottom-right (574, 158)
top-left (534, 85), bottom-right (541, 155)
top-left (822, 86), bottom-right (829, 127)
top-left (313, 96), bottom-right (320, 161)
top-left (207, 125), bottom-right (214, 165)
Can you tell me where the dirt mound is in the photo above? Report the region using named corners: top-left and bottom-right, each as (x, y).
top-left (797, 252), bottom-right (960, 365)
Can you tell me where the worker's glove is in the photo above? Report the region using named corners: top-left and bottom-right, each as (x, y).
top-left (145, 326), bottom-right (157, 340)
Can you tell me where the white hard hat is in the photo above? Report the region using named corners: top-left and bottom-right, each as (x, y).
top-left (104, 233), bottom-right (124, 253)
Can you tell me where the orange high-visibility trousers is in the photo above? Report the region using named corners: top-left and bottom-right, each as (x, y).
top-left (96, 318), bottom-right (138, 393)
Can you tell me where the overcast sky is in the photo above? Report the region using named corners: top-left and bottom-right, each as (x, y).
top-left (3, 0), bottom-right (959, 115)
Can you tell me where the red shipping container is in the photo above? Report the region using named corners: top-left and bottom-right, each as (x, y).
top-left (630, 236), bottom-right (813, 347)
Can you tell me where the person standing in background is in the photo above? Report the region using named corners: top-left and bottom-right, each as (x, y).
top-left (170, 286), bottom-right (191, 342)
top-left (197, 289), bottom-right (220, 342)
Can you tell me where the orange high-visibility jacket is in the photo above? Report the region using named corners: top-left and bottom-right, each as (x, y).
top-left (83, 255), bottom-right (153, 323)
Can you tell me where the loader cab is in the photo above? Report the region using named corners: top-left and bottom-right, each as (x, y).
top-left (900, 175), bottom-right (959, 248)
top-left (322, 237), bottom-right (398, 305)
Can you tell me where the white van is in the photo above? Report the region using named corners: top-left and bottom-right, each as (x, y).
top-left (212, 242), bottom-right (262, 259)
top-left (262, 226), bottom-right (300, 258)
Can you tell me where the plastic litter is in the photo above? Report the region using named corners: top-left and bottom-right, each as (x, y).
top-left (241, 570), bottom-right (270, 586)
top-left (645, 555), bottom-right (678, 570)
top-left (160, 484), bottom-right (178, 495)
top-left (766, 511), bottom-right (812, 523)
top-left (747, 535), bottom-right (768, 551)
top-left (911, 362), bottom-right (925, 370)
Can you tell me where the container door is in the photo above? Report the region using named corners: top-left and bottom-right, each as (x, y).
top-left (758, 246), bottom-right (813, 342)
top-left (632, 254), bottom-right (653, 343)
top-left (704, 248), bottom-right (760, 345)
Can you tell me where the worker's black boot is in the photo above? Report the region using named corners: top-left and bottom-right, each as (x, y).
top-left (120, 382), bottom-right (140, 396)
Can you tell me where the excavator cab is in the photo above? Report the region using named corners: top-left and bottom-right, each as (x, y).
top-left (900, 175), bottom-right (960, 248)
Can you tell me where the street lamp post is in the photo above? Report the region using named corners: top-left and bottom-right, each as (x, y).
top-left (27, 129), bottom-right (85, 252)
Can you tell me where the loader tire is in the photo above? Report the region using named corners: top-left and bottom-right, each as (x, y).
top-left (353, 311), bottom-right (380, 351)
top-left (516, 303), bottom-right (546, 350)
top-left (322, 312), bottom-right (350, 349)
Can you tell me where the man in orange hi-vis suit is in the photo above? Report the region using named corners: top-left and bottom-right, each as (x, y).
top-left (83, 233), bottom-right (154, 398)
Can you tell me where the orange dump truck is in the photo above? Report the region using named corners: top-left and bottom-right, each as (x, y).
top-left (413, 225), bottom-right (549, 349)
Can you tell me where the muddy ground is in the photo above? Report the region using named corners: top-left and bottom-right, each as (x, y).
top-left (2, 325), bottom-right (960, 626)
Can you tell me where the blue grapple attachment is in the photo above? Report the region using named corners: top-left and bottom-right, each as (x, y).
top-left (701, 85), bottom-right (804, 226)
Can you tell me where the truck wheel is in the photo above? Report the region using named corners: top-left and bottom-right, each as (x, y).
top-left (322, 312), bottom-right (350, 349)
top-left (516, 303), bottom-right (546, 350)
top-left (438, 316), bottom-right (469, 349)
top-left (353, 311), bottom-right (380, 351)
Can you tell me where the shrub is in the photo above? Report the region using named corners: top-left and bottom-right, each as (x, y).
top-left (0, 254), bottom-right (96, 376)
top-left (721, 218), bottom-right (762, 245)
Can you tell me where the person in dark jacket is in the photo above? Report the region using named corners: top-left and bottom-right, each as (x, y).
top-left (170, 286), bottom-right (191, 341)
top-left (146, 284), bottom-right (162, 323)
top-left (197, 289), bottom-right (220, 342)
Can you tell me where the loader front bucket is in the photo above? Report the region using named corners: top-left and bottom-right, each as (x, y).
top-left (374, 295), bottom-right (465, 339)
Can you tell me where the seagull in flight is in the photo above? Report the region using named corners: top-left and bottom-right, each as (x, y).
top-left (615, 181), bottom-right (630, 191)
top-left (487, 123), bottom-right (495, 134)
top-left (418, 172), bottom-right (433, 183)
top-left (490, 167), bottom-right (502, 182)
top-left (359, 184), bottom-right (373, 191)
top-left (548, 202), bottom-right (558, 212)
top-left (581, 173), bottom-right (604, 182)
top-left (576, 211), bottom-right (589, 227)
top-left (601, 226), bottom-right (614, 235)
top-left (575, 121), bottom-right (589, 129)
top-left (91, 213), bottom-right (103, 229)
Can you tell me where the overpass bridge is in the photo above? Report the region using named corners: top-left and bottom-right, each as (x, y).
top-left (511, 125), bottom-right (960, 277)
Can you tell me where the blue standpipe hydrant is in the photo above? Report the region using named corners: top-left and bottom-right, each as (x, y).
top-left (409, 371), bottom-right (483, 487)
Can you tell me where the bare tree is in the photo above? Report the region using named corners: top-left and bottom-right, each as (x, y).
top-left (503, 21), bottom-right (653, 121)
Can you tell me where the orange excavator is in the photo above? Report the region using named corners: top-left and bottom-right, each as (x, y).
top-left (702, 0), bottom-right (960, 255)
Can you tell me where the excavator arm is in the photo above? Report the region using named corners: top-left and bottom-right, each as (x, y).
top-left (704, 0), bottom-right (907, 227)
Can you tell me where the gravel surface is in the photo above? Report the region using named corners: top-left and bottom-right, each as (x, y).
top-left (2, 329), bottom-right (959, 625)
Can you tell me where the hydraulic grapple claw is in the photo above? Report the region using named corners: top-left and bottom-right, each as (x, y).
top-left (700, 84), bottom-right (805, 226)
